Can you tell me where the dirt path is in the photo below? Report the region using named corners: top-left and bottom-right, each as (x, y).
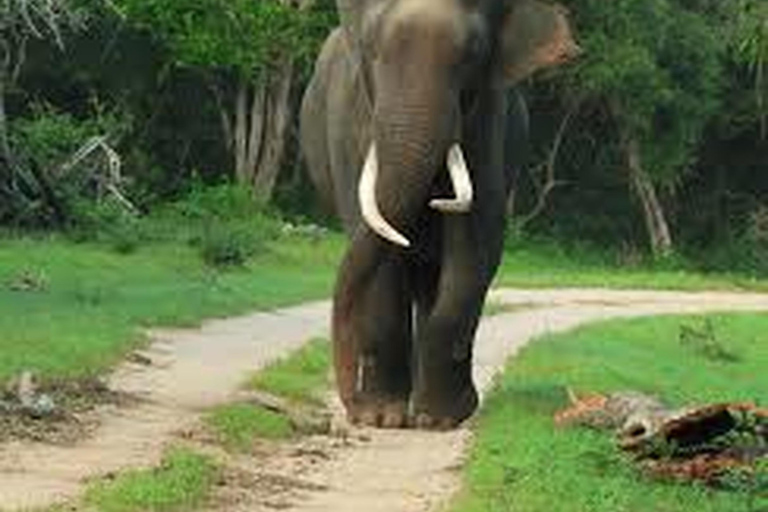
top-left (2, 289), bottom-right (768, 511)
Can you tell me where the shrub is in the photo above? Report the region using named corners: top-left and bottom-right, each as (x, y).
top-left (198, 221), bottom-right (266, 268)
top-left (68, 199), bottom-right (143, 253)
top-left (153, 184), bottom-right (280, 266)
top-left (4, 104), bottom-right (133, 229)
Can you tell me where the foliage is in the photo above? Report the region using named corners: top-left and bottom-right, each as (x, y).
top-left (514, 0), bottom-right (767, 259)
top-left (0, 0), bottom-right (764, 271)
top-left (558, 0), bottom-right (727, 181)
top-left (69, 197), bottom-right (142, 252)
top-left (151, 185), bottom-right (281, 265)
top-left (111, 0), bottom-right (335, 78)
top-left (453, 313), bottom-right (768, 512)
top-left (162, 183), bottom-right (272, 224)
top-left (0, 0), bottom-right (90, 227)
top-left (5, 104), bottom-right (133, 228)
top-left (62, 184), bottom-right (282, 259)
top-left (0, 0), bottom-right (84, 49)
top-left (198, 222), bottom-right (265, 268)
top-left (731, 0), bottom-right (768, 137)
top-left (84, 448), bottom-right (217, 512)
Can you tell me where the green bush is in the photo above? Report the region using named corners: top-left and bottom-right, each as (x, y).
top-left (171, 184), bottom-right (268, 219)
top-left (153, 184), bottom-right (281, 266)
top-left (740, 205), bottom-right (768, 276)
top-left (3, 104), bottom-right (133, 229)
top-left (198, 222), bottom-right (265, 268)
top-left (697, 205), bottom-right (768, 278)
top-left (64, 184), bottom-right (283, 259)
top-left (68, 199), bottom-right (143, 253)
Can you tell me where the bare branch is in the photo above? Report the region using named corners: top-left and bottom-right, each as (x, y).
top-left (18, 0), bottom-right (45, 40)
top-left (59, 135), bottom-right (137, 214)
top-left (516, 102), bottom-right (579, 229)
top-left (11, 35), bottom-right (27, 82)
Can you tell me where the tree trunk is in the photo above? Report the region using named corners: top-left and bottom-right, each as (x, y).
top-left (0, 61), bottom-right (19, 212)
top-left (0, 64), bottom-right (13, 173)
top-left (216, 0), bottom-right (313, 200)
top-left (220, 69), bottom-right (292, 202)
top-left (625, 137), bottom-right (673, 257)
top-left (234, 81), bottom-right (249, 184)
top-left (252, 59), bottom-right (294, 199)
top-left (245, 82), bottom-right (266, 181)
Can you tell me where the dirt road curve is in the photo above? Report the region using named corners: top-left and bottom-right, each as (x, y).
top-left (2, 289), bottom-right (768, 511)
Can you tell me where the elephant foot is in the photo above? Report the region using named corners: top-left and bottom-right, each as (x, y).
top-left (347, 396), bottom-right (409, 429)
top-left (411, 383), bottom-right (479, 430)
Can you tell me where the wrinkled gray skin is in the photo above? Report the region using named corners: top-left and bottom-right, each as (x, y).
top-left (300, 0), bottom-right (578, 429)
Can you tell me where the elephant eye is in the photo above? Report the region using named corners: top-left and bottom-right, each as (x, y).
top-left (461, 28), bottom-right (490, 73)
top-left (455, 31), bottom-right (488, 81)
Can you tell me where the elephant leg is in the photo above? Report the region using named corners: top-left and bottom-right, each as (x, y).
top-left (351, 252), bottom-right (413, 427)
top-left (332, 229), bottom-right (412, 428)
top-left (411, 214), bottom-right (502, 429)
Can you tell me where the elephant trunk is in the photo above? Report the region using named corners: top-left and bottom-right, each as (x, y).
top-left (364, 90), bottom-right (462, 244)
top-left (333, 90), bottom-right (460, 407)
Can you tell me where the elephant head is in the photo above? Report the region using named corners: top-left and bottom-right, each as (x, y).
top-left (340, 0), bottom-right (580, 247)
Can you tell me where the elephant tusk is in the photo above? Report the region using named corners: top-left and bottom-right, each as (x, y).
top-left (430, 144), bottom-right (473, 213)
top-left (358, 143), bottom-right (411, 248)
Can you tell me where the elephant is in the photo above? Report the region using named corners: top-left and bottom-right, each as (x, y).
top-left (300, 0), bottom-right (579, 429)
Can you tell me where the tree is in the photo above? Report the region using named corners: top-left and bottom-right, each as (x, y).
top-left (0, 0), bottom-right (84, 223)
top-left (550, 0), bottom-right (730, 256)
top-left (113, 0), bottom-right (334, 201)
top-left (733, 0), bottom-right (768, 139)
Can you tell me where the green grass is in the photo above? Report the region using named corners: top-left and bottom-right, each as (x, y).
top-left (454, 313), bottom-right (768, 512)
top-left (249, 337), bottom-right (331, 405)
top-left (205, 403), bottom-right (293, 449)
top-left (205, 338), bottom-right (331, 450)
top-left (2, 222), bottom-right (768, 389)
top-left (84, 448), bottom-right (217, 512)
top-left (496, 238), bottom-right (768, 291)
top-left (0, 235), bottom-right (341, 382)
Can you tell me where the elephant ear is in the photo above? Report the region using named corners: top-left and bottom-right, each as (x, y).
top-left (499, 0), bottom-right (580, 85)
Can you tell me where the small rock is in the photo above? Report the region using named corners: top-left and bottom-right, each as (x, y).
top-left (25, 394), bottom-right (57, 419)
top-left (127, 352), bottom-right (153, 366)
top-left (7, 269), bottom-right (49, 292)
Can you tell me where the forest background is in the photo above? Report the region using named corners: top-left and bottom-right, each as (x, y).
top-left (0, 0), bottom-right (766, 275)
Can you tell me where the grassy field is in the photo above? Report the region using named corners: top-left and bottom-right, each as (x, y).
top-left (2, 219), bottom-right (768, 385)
top-left (496, 239), bottom-right (768, 291)
top-left (0, 234), bottom-right (340, 382)
top-left (453, 313), bottom-right (768, 512)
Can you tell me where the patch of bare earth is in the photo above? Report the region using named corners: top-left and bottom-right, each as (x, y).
top-left (2, 290), bottom-right (768, 511)
top-left (0, 376), bottom-right (135, 446)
